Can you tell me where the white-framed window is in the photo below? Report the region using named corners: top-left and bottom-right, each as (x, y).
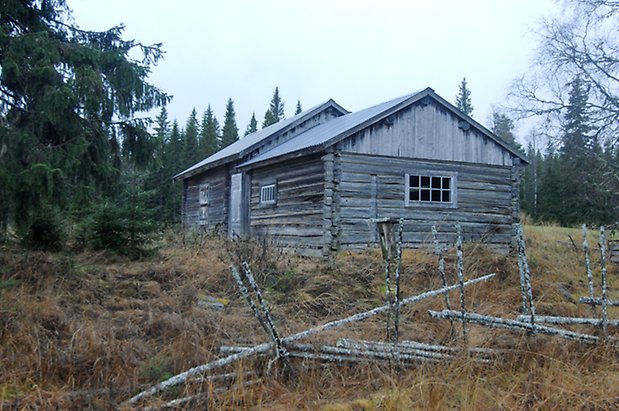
top-left (260, 183), bottom-right (277, 205)
top-left (405, 172), bottom-right (457, 207)
top-left (199, 184), bottom-right (209, 205)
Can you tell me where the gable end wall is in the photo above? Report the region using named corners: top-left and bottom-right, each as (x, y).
top-left (336, 100), bottom-right (512, 166)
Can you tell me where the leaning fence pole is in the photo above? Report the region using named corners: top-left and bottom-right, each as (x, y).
top-left (230, 265), bottom-right (272, 340)
top-left (242, 262), bottom-right (291, 369)
top-left (517, 224), bottom-right (536, 324)
top-left (455, 224), bottom-right (467, 341)
top-left (517, 237), bottom-right (528, 315)
top-left (124, 273), bottom-right (496, 406)
top-left (432, 226), bottom-right (451, 311)
top-left (600, 226), bottom-right (608, 338)
top-left (582, 225), bottom-right (596, 316)
top-left (384, 250), bottom-right (392, 341)
top-left (428, 309), bottom-right (603, 344)
top-left (392, 218), bottom-right (403, 344)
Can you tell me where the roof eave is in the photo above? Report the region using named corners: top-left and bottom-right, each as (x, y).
top-left (174, 99), bottom-right (350, 180)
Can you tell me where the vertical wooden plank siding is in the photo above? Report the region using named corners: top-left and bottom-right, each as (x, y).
top-left (333, 152), bottom-right (515, 252)
top-left (337, 101), bottom-right (512, 166)
top-left (250, 154), bottom-right (326, 254)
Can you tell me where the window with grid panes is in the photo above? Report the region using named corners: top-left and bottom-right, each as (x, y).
top-left (405, 173), bottom-right (455, 206)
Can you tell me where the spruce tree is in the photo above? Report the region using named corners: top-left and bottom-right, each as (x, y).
top-left (245, 113), bottom-right (258, 136)
top-left (0, 0), bottom-right (169, 238)
top-left (182, 109), bottom-right (200, 168)
top-left (295, 100), bottom-right (303, 115)
top-left (262, 87), bottom-right (285, 128)
top-left (455, 77), bottom-right (474, 116)
top-left (149, 107), bottom-right (170, 221)
top-left (221, 98), bottom-right (239, 148)
top-left (165, 121), bottom-right (184, 222)
top-left (490, 111), bottom-right (516, 145)
top-left (558, 76), bottom-right (596, 224)
top-left (199, 106), bottom-right (221, 157)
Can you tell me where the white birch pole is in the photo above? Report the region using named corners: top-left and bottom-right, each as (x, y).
top-left (241, 262), bottom-right (290, 366)
top-left (516, 315), bottom-right (619, 326)
top-left (230, 265), bottom-right (272, 339)
top-left (455, 224), bottom-right (467, 340)
top-left (517, 239), bottom-right (528, 315)
top-left (124, 273), bottom-right (496, 406)
top-left (517, 224), bottom-right (536, 323)
top-left (582, 224), bottom-right (596, 316)
top-left (600, 226), bottom-right (608, 338)
top-left (428, 309), bottom-right (602, 343)
top-left (393, 218), bottom-right (403, 344)
top-left (384, 251), bottom-right (392, 342)
top-left (579, 297), bottom-right (619, 307)
top-left (431, 225), bottom-right (451, 311)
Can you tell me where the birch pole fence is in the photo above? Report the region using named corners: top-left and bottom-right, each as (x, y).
top-left (600, 226), bottom-right (609, 338)
top-left (123, 272), bottom-right (496, 406)
top-left (455, 224), bottom-right (467, 341)
top-left (582, 224), bottom-right (596, 316)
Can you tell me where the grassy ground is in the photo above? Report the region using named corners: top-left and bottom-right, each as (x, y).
top-left (0, 226), bottom-right (617, 409)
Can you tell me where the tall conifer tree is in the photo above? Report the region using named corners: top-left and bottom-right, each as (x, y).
top-left (199, 106), bottom-right (220, 158)
top-left (262, 87), bottom-right (285, 128)
top-left (182, 109), bottom-right (200, 168)
top-left (221, 98), bottom-right (239, 148)
top-left (245, 113), bottom-right (258, 136)
top-left (295, 100), bottom-right (303, 115)
top-left (0, 0), bottom-right (169, 237)
top-left (455, 77), bottom-right (474, 116)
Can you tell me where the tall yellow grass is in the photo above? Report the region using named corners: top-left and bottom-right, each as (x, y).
top-left (0, 225), bottom-right (617, 409)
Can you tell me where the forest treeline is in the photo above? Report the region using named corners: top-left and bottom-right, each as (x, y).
top-left (0, 0), bottom-right (617, 255)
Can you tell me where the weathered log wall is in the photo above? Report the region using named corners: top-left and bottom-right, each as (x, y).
top-left (332, 152), bottom-right (515, 252)
top-left (182, 166), bottom-right (229, 233)
top-left (250, 154), bottom-right (325, 254)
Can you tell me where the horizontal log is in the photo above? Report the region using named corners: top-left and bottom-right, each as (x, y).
top-left (516, 315), bottom-right (619, 326)
top-left (126, 273), bottom-right (496, 405)
top-left (578, 297), bottom-right (619, 307)
top-left (428, 310), bottom-right (605, 344)
top-left (336, 338), bottom-right (497, 356)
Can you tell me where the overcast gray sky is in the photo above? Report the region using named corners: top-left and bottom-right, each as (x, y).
top-left (70, 0), bottom-right (557, 141)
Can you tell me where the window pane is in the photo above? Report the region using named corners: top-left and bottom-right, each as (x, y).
top-left (410, 188), bottom-right (420, 201)
top-left (261, 184), bottom-right (276, 203)
top-left (442, 190), bottom-right (451, 202)
top-left (410, 175), bottom-right (420, 188)
top-left (431, 189), bottom-right (441, 202)
top-left (442, 178), bottom-right (451, 189)
top-left (421, 176), bottom-right (430, 188)
top-left (420, 189), bottom-right (430, 201)
top-left (432, 177), bottom-right (441, 189)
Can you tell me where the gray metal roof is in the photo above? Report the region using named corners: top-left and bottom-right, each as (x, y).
top-left (238, 91), bottom-right (423, 168)
top-left (174, 99), bottom-right (348, 179)
top-left (239, 87), bottom-right (527, 168)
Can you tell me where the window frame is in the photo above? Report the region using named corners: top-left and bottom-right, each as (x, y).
top-left (260, 182), bottom-right (277, 206)
top-left (198, 184), bottom-right (209, 225)
top-left (199, 183), bottom-right (210, 206)
top-left (404, 171), bottom-right (457, 208)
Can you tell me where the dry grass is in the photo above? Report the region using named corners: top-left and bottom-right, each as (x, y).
top-left (0, 225), bottom-right (617, 409)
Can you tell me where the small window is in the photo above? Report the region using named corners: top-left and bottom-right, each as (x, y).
top-left (199, 184), bottom-right (209, 205)
top-left (405, 173), bottom-right (455, 207)
top-left (260, 183), bottom-right (277, 205)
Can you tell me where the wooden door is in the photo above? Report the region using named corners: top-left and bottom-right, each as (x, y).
top-left (229, 173), bottom-right (242, 237)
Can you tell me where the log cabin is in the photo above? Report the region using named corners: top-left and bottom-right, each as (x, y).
top-left (175, 87), bottom-right (527, 256)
